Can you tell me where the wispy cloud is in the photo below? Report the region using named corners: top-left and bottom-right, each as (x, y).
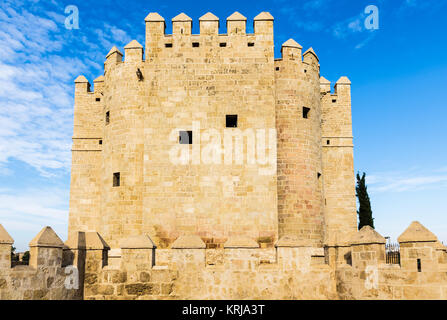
top-left (0, 186), bottom-right (69, 250)
top-left (367, 168), bottom-right (447, 193)
top-left (0, 1), bottom-right (129, 177)
top-left (331, 9), bottom-right (378, 50)
top-left (277, 0), bottom-right (378, 49)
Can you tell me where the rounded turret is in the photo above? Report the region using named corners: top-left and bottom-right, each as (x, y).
top-left (275, 41), bottom-right (324, 247)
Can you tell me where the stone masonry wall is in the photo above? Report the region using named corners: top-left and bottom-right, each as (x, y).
top-left (0, 225), bottom-right (81, 300)
top-left (78, 222), bottom-right (447, 300)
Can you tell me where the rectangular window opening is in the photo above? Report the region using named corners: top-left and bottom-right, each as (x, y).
top-left (113, 172), bottom-right (120, 187)
top-left (332, 99), bottom-right (337, 103)
top-left (99, 140), bottom-right (103, 145)
top-left (226, 115), bottom-right (238, 128)
top-left (179, 131), bottom-right (193, 144)
top-left (192, 42), bottom-right (200, 48)
top-left (165, 43), bottom-right (173, 48)
top-left (248, 42), bottom-right (255, 47)
top-left (275, 67), bottom-right (280, 71)
top-left (219, 42), bottom-right (227, 47)
top-left (417, 259), bottom-right (422, 272)
top-left (105, 111), bottom-right (110, 125)
top-left (303, 107), bottom-right (310, 119)
top-left (327, 140), bottom-right (330, 145)
top-left (96, 98), bottom-right (101, 102)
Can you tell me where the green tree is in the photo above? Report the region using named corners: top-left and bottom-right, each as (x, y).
top-left (11, 246), bottom-right (19, 262)
top-left (22, 251), bottom-right (30, 263)
top-left (356, 172), bottom-right (374, 229)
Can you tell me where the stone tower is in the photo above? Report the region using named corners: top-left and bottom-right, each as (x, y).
top-left (69, 11), bottom-right (357, 250)
top-left (275, 41), bottom-right (324, 247)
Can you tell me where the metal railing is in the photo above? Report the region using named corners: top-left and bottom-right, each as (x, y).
top-left (385, 242), bottom-right (400, 265)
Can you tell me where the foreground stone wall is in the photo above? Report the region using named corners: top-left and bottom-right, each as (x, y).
top-left (0, 225), bottom-right (81, 300)
top-left (80, 235), bottom-right (336, 300)
top-left (336, 223), bottom-right (447, 299)
top-left (1, 221), bottom-right (446, 300)
top-left (74, 222), bottom-right (447, 300)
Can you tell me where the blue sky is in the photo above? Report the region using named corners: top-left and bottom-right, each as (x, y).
top-left (0, 0), bottom-right (446, 251)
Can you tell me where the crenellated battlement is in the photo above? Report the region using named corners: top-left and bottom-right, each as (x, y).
top-left (2, 219), bottom-right (446, 299)
top-left (143, 11), bottom-right (273, 38)
top-left (56, 221), bottom-right (447, 299)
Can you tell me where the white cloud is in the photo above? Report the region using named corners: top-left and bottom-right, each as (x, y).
top-left (0, 187), bottom-right (69, 251)
top-left (0, 1), bottom-right (127, 177)
top-left (367, 168), bottom-right (447, 193)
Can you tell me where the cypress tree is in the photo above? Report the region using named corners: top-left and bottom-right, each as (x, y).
top-left (356, 172), bottom-right (374, 229)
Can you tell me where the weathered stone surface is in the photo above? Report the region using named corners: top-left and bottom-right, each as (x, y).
top-left (120, 235), bottom-right (155, 249)
top-left (350, 226), bottom-right (386, 245)
top-left (172, 236), bottom-right (206, 249)
top-left (0, 11), bottom-right (442, 302)
top-left (224, 236), bottom-right (259, 248)
top-left (0, 225), bottom-right (13, 244)
top-left (398, 221), bottom-right (438, 243)
top-left (29, 227), bottom-right (64, 248)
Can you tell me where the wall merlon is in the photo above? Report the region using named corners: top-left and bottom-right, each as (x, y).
top-left (281, 38), bottom-right (302, 61)
top-left (74, 75), bottom-right (91, 93)
top-left (398, 221), bottom-right (438, 244)
top-left (320, 76), bottom-right (331, 93)
top-left (350, 226), bottom-right (386, 269)
top-left (120, 235), bottom-right (156, 249)
top-left (28, 226), bottom-right (64, 269)
top-left (105, 46), bottom-right (123, 64)
top-left (303, 47), bottom-right (319, 63)
top-left (0, 224), bottom-right (13, 269)
top-left (85, 232), bottom-right (110, 250)
top-left (29, 226), bottom-right (64, 249)
top-left (334, 76), bottom-right (351, 94)
top-left (253, 12), bottom-right (274, 35)
top-left (145, 12), bottom-right (165, 23)
top-left (172, 13), bottom-right (193, 35)
top-left (226, 11), bottom-right (247, 35)
top-left (124, 40), bottom-right (144, 62)
top-left (93, 75), bottom-right (105, 93)
top-left (171, 235), bottom-right (206, 249)
top-left (0, 224), bottom-right (14, 245)
top-left (199, 12), bottom-right (219, 35)
top-left (350, 226), bottom-right (386, 246)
